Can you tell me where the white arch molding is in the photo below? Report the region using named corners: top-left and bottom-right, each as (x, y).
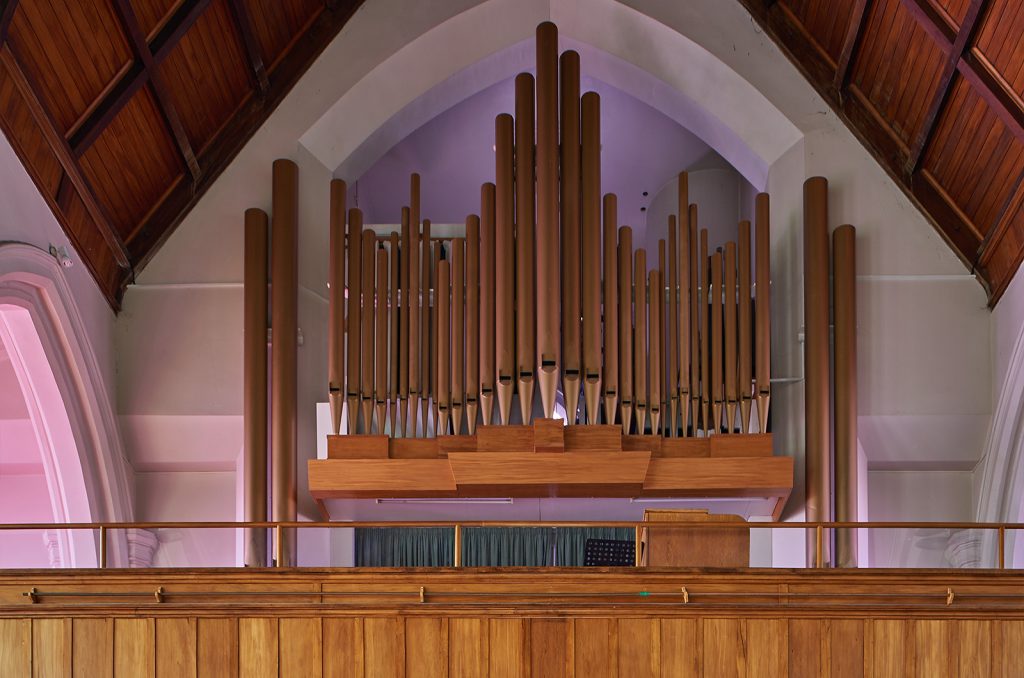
top-left (0, 243), bottom-right (133, 566)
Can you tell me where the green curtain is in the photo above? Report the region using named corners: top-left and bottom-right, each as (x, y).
top-left (355, 527), bottom-right (454, 567)
top-left (554, 527), bottom-right (635, 566)
top-left (462, 527), bottom-right (554, 567)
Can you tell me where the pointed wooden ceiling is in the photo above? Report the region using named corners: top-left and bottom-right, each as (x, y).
top-left (0, 0), bottom-right (363, 308)
top-left (741, 0), bottom-right (1024, 304)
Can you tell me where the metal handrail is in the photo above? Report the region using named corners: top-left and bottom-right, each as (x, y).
top-left (0, 520), bottom-right (1013, 569)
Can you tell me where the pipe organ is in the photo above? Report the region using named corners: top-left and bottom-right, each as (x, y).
top-left (322, 22), bottom-right (776, 439)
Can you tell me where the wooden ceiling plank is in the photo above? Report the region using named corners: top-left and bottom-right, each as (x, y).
top-left (0, 1), bottom-right (19, 46)
top-left (900, 0), bottom-right (958, 44)
top-left (907, 0), bottom-right (990, 172)
top-left (978, 171), bottom-right (1024, 265)
top-left (227, 0), bottom-right (270, 95)
top-left (0, 44), bottom-right (131, 270)
top-left (958, 51), bottom-right (1024, 140)
top-left (111, 0), bottom-right (201, 181)
top-left (834, 0), bottom-right (873, 94)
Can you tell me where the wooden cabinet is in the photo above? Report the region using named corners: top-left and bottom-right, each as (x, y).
top-left (639, 509), bottom-right (749, 568)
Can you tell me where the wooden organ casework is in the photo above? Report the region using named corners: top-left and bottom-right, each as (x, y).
top-left (246, 22), bottom-right (857, 563)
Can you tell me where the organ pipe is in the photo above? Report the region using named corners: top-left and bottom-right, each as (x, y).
top-left (678, 174), bottom-right (690, 437)
top-left (346, 208), bottom-right (363, 435)
top-left (437, 257), bottom-right (451, 436)
top-left (495, 114), bottom-right (515, 425)
top-left (699, 229), bottom-right (709, 435)
top-left (603, 193), bottom-right (618, 425)
top-left (536, 22), bottom-right (560, 420)
top-left (328, 180), bottom-right (345, 436)
top-left (451, 237), bottom-right (466, 435)
top-left (755, 194), bottom-right (771, 433)
top-left (466, 216), bottom-right (481, 435)
top-left (270, 159), bottom-right (297, 566)
top-left (738, 219), bottom-right (752, 434)
top-left (649, 268), bottom-right (662, 436)
top-left (711, 250), bottom-right (722, 434)
top-left (834, 224), bottom-right (858, 567)
top-left (725, 241), bottom-right (737, 433)
top-left (360, 229), bottom-right (375, 433)
top-left (480, 183), bottom-right (496, 427)
top-left (655, 241), bottom-right (666, 435)
top-left (389, 231), bottom-right (399, 434)
top-left (422, 220), bottom-right (433, 433)
top-left (668, 216), bottom-right (678, 437)
top-left (581, 91), bottom-right (602, 424)
top-left (408, 176), bottom-right (421, 437)
top-left (560, 50), bottom-right (582, 426)
top-left (375, 245), bottom-right (388, 434)
top-left (399, 207), bottom-right (410, 436)
top-left (634, 248), bottom-right (648, 434)
top-left (618, 226), bottom-right (634, 435)
top-left (243, 207), bottom-right (268, 567)
top-left (430, 239), bottom-right (440, 433)
top-left (515, 73), bottom-right (537, 425)
top-left (688, 205), bottom-right (699, 436)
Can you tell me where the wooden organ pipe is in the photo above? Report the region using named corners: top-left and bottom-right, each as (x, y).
top-left (667, 216), bottom-right (678, 437)
top-left (634, 249), bottom-right (648, 434)
top-left (688, 205), bottom-right (700, 436)
top-left (654, 240), bottom-right (665, 435)
top-left (602, 194), bottom-right (618, 425)
top-left (480, 183), bottom-right (497, 427)
top-left (560, 50), bottom-right (582, 425)
top-left (328, 180), bottom-right (346, 435)
top-left (755, 193), bottom-right (771, 433)
top-left (422, 220), bottom-right (433, 433)
top-left (243, 207), bottom-right (268, 567)
top-left (581, 91), bottom-right (602, 424)
top-left (375, 245), bottom-right (388, 434)
top-left (804, 176), bottom-right (831, 565)
top-left (430, 238), bottom-right (440, 433)
top-left (451, 237), bottom-right (466, 435)
top-left (495, 114), bottom-right (515, 425)
top-left (649, 268), bottom-right (662, 436)
top-left (389, 232), bottom-right (400, 434)
top-left (399, 207), bottom-right (411, 436)
top-left (408, 176), bottom-right (421, 437)
top-left (678, 173), bottom-right (690, 437)
top-left (270, 159), bottom-right (298, 566)
top-left (346, 208), bottom-right (363, 434)
top-left (833, 224), bottom-right (858, 567)
top-left (711, 251), bottom-right (723, 434)
top-left (466, 217), bottom-right (481, 435)
top-left (699, 229), bottom-right (709, 434)
top-left (360, 229), bottom-right (375, 433)
top-left (515, 73), bottom-right (537, 425)
top-left (618, 226), bottom-right (634, 435)
top-left (738, 220), bottom-right (752, 433)
top-left (725, 242), bottom-right (737, 433)
top-left (437, 257), bottom-right (451, 436)
top-left (536, 22), bottom-right (560, 420)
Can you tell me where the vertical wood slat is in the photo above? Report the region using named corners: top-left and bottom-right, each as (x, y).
top-left (280, 618), bottom-right (322, 678)
top-left (449, 618), bottom-right (488, 678)
top-left (197, 618), bottom-right (237, 677)
top-left (0, 619), bottom-right (30, 676)
top-left (617, 619), bottom-right (657, 678)
top-left (575, 618), bottom-right (617, 678)
top-left (531, 619), bottom-right (573, 678)
top-left (789, 618), bottom-right (823, 678)
top-left (156, 618), bottom-right (196, 678)
top-left (829, 619), bottom-right (865, 678)
top-left (73, 618), bottom-right (112, 677)
top-left (704, 618), bottom-right (744, 677)
top-left (365, 617), bottom-right (404, 678)
top-left (239, 618), bottom-right (277, 678)
top-left (324, 618), bottom-right (364, 678)
top-left (406, 618), bottom-right (447, 678)
top-left (114, 618), bottom-right (155, 677)
top-left (32, 618), bottom-right (70, 678)
top-left (489, 618), bottom-right (529, 678)
top-left (660, 619), bottom-right (699, 677)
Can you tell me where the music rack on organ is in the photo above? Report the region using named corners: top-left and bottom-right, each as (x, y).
top-left (326, 22), bottom-right (772, 439)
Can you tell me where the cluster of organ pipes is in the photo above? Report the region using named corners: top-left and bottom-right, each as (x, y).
top-left (326, 22), bottom-right (772, 439)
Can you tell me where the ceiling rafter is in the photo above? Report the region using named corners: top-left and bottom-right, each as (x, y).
top-left (0, 45), bottom-right (131, 270)
top-left (227, 0), bottom-right (270, 95)
top-left (67, 0), bottom-right (210, 157)
top-left (833, 0), bottom-right (872, 95)
top-left (111, 0), bottom-right (201, 181)
top-left (0, 1), bottom-right (18, 46)
top-left (907, 0), bottom-right (990, 173)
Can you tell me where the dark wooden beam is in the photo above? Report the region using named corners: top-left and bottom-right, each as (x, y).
top-left (227, 0), bottom-right (270, 95)
top-left (833, 0), bottom-right (872, 96)
top-left (906, 0), bottom-right (989, 173)
top-left (959, 51), bottom-right (1024, 141)
top-left (126, 0), bottom-right (366, 275)
top-left (68, 0), bottom-right (210, 158)
top-left (55, 172), bottom-right (73, 211)
top-left (899, 0), bottom-right (956, 44)
top-left (0, 45), bottom-right (131, 270)
top-left (111, 0), bottom-right (201, 181)
top-left (0, 1), bottom-right (18, 46)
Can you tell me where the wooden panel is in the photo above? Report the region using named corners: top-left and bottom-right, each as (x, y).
top-left (709, 432), bottom-right (773, 457)
top-left (8, 0), bottom-right (133, 133)
top-left (447, 451), bottom-right (651, 496)
top-left (703, 618), bottom-right (744, 677)
top-left (156, 618), bottom-right (196, 678)
top-left (80, 85), bottom-right (183, 238)
top-left (564, 424), bottom-right (621, 451)
top-left (747, 619), bottom-right (787, 678)
top-left (850, 0), bottom-right (946, 146)
top-left (0, 61), bottom-right (64, 197)
top-left (829, 619), bottom-right (865, 678)
top-left (324, 618), bottom-right (364, 678)
top-left (197, 617), bottom-right (237, 678)
top-left (280, 618), bottom-right (322, 677)
top-left (534, 417), bottom-right (565, 452)
top-left (788, 619), bottom-right (823, 678)
top-left (974, 0), bottom-right (1024, 97)
top-left (327, 434), bottom-right (390, 459)
top-left (72, 618), bottom-right (113, 677)
top-left (405, 618), bottom-right (447, 678)
top-left (574, 618), bottom-right (617, 678)
top-left (923, 75), bottom-right (1024, 237)
top-left (308, 459), bottom-right (457, 498)
top-left (129, 0), bottom-right (179, 39)
top-left (364, 617), bottom-right (404, 678)
top-left (659, 619), bottom-right (699, 678)
top-left (242, 0), bottom-right (322, 69)
top-left (239, 618), bottom-right (277, 678)
top-left (530, 619), bottom-right (572, 678)
top-left (869, 619), bottom-right (913, 678)
top-left (449, 618), bottom-right (487, 678)
top-left (995, 620), bottom-right (1024, 678)
top-left (390, 438), bottom-right (443, 459)
top-left (914, 620), bottom-right (954, 677)
top-left (642, 456), bottom-right (793, 496)
top-left (957, 620), bottom-right (991, 677)
top-left (0, 619), bottom-right (30, 677)
top-left (159, 0), bottom-right (251, 151)
top-left (476, 424), bottom-right (534, 451)
top-left (32, 618), bottom-right (70, 678)
top-left (616, 619), bottom-right (658, 678)
top-left (783, 0), bottom-right (859, 61)
top-left (114, 618), bottom-right (155, 677)
top-left (937, 0), bottom-right (973, 26)
top-left (489, 618), bottom-right (528, 678)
